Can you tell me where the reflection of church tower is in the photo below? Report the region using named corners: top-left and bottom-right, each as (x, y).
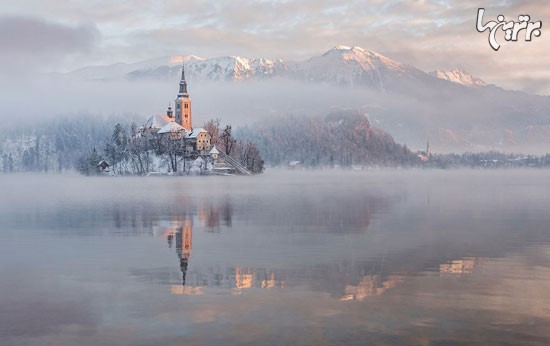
top-left (175, 64), bottom-right (192, 131)
top-left (175, 219), bottom-right (193, 285)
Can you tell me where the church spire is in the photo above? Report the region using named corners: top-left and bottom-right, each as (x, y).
top-left (178, 63), bottom-right (189, 97)
top-left (175, 62), bottom-right (192, 130)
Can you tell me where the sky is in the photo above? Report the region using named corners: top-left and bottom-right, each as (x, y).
top-left (0, 0), bottom-right (549, 94)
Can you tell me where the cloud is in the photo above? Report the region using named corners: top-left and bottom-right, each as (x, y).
top-left (0, 15), bottom-right (99, 76)
top-left (0, 0), bottom-right (548, 94)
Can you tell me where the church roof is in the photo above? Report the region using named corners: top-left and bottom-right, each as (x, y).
top-left (184, 127), bottom-right (208, 139)
top-left (145, 114), bottom-right (172, 130)
top-left (158, 121), bottom-right (185, 134)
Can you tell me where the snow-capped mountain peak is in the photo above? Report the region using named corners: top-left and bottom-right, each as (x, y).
top-left (188, 55), bottom-right (287, 81)
top-left (295, 45), bottom-right (421, 88)
top-left (322, 45), bottom-right (399, 68)
top-left (169, 55), bottom-right (206, 63)
top-left (430, 68), bottom-right (487, 87)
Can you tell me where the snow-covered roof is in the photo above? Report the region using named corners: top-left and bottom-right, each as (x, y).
top-left (184, 127), bottom-right (208, 139)
top-left (209, 145), bottom-right (219, 154)
top-left (158, 121), bottom-right (185, 134)
top-left (144, 114), bottom-right (172, 130)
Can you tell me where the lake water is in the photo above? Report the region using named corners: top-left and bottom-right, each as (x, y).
top-left (1, 169), bottom-right (549, 345)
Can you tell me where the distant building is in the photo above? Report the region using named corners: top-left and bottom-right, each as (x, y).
top-left (417, 140), bottom-right (431, 162)
top-left (97, 160), bottom-right (110, 172)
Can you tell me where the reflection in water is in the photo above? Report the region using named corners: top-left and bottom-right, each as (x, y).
top-left (161, 219), bottom-right (194, 287)
top-left (131, 194), bottom-right (393, 295)
top-left (341, 275), bottom-right (404, 301)
top-left (145, 201), bottom-right (505, 303)
top-left (157, 205), bottom-right (490, 302)
top-left (440, 257), bottom-right (485, 275)
top-left (162, 213), bottom-right (287, 293)
top-left (198, 200), bottom-right (233, 230)
top-left (176, 219), bottom-right (193, 285)
top-left (1, 171), bottom-right (550, 345)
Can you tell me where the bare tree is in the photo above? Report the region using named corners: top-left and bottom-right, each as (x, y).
top-left (204, 118), bottom-right (221, 145)
top-left (220, 125), bottom-right (236, 156)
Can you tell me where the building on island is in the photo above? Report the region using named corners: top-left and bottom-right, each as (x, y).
top-left (185, 128), bottom-right (211, 153)
top-left (140, 63), bottom-right (212, 153)
top-left (135, 63), bottom-right (255, 175)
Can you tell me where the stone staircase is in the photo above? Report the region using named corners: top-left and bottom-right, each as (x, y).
top-left (217, 150), bottom-right (252, 175)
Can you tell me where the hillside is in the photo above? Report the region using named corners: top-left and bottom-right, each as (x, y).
top-left (237, 110), bottom-right (416, 167)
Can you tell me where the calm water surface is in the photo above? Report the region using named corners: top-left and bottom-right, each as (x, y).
top-left (0, 169), bottom-right (549, 345)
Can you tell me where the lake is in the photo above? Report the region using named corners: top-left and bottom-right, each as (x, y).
top-left (0, 169), bottom-right (549, 345)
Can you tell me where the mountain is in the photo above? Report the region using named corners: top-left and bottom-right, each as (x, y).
top-left (56, 46), bottom-right (550, 153)
top-left (122, 46), bottom-right (435, 91)
top-left (61, 55), bottom-right (204, 81)
top-left (430, 68), bottom-right (487, 87)
top-left (127, 56), bottom-right (287, 81)
top-left (289, 46), bottom-right (432, 89)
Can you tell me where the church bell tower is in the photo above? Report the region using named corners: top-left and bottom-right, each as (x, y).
top-left (175, 63), bottom-right (192, 131)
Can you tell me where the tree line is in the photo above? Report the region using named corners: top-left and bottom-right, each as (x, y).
top-left (2, 111), bottom-right (549, 173)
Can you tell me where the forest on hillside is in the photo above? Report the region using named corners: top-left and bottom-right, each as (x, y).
top-left (237, 110), bottom-right (418, 167)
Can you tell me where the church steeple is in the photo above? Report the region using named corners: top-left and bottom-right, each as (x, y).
top-left (175, 62), bottom-right (192, 131)
top-left (178, 63), bottom-right (189, 98)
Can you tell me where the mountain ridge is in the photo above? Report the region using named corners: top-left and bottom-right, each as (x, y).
top-left (61, 46), bottom-right (493, 92)
top-left (429, 68), bottom-right (487, 87)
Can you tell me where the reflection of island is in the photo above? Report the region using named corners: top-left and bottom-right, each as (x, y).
top-left (155, 210), bottom-right (489, 299)
top-left (138, 197), bottom-right (491, 301)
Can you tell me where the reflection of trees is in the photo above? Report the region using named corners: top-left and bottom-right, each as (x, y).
top-left (109, 197), bottom-right (233, 233)
top-left (198, 199), bottom-right (233, 231)
top-left (259, 195), bottom-right (390, 233)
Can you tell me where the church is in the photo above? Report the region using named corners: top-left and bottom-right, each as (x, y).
top-left (141, 64), bottom-right (212, 155)
top-left (137, 64), bottom-right (253, 175)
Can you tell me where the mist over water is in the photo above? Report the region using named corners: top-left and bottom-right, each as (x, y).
top-left (1, 169), bottom-right (549, 345)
